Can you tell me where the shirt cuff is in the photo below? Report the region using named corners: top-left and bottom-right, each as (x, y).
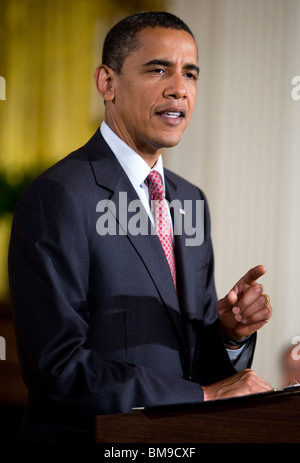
top-left (226, 344), bottom-right (246, 363)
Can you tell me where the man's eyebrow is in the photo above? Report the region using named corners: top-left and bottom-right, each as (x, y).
top-left (185, 63), bottom-right (200, 76)
top-left (143, 59), bottom-right (200, 75)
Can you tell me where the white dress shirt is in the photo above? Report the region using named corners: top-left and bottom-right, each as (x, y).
top-left (100, 121), bottom-right (166, 223)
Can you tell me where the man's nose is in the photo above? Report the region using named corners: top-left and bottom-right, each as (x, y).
top-left (163, 73), bottom-right (187, 99)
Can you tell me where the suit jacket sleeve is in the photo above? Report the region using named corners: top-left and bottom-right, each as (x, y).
top-left (185, 188), bottom-right (255, 385)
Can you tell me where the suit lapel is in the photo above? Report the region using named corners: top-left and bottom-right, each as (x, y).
top-left (165, 172), bottom-right (197, 319)
top-left (165, 171), bottom-right (204, 375)
top-left (84, 131), bottom-right (186, 348)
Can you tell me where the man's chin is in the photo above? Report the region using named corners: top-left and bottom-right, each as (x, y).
top-left (155, 133), bottom-right (185, 149)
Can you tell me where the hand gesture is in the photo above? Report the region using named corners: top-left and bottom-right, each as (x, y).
top-left (217, 265), bottom-right (272, 341)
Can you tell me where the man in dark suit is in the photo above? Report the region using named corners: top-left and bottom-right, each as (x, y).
top-left (8, 12), bottom-right (272, 443)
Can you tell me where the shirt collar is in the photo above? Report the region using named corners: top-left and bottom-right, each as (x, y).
top-left (100, 121), bottom-right (166, 193)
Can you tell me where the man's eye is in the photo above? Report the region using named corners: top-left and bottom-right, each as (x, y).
top-left (152, 68), bottom-right (165, 74)
top-left (185, 72), bottom-right (197, 80)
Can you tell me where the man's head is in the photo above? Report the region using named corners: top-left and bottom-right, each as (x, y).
top-left (95, 12), bottom-right (199, 165)
top-left (101, 11), bottom-right (196, 75)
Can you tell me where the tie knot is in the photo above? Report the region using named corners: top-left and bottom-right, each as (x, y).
top-left (146, 170), bottom-right (164, 201)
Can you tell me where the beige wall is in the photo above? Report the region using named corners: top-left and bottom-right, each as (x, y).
top-left (166, 0), bottom-right (300, 387)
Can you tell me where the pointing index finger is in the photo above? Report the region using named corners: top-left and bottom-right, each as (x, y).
top-left (238, 265), bottom-right (267, 287)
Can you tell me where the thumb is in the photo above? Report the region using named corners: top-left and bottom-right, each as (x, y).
top-left (218, 289), bottom-right (238, 314)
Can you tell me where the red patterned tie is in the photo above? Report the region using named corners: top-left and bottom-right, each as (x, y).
top-left (146, 170), bottom-right (176, 290)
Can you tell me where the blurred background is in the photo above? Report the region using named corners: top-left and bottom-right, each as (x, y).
top-left (0, 0), bottom-right (300, 442)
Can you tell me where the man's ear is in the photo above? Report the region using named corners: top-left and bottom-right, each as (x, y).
top-left (94, 65), bottom-right (115, 102)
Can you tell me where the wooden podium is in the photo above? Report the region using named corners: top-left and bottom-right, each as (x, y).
top-left (95, 386), bottom-right (300, 443)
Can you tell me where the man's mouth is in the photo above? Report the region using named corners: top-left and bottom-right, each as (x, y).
top-left (156, 108), bottom-right (186, 122)
top-left (163, 111), bottom-right (182, 118)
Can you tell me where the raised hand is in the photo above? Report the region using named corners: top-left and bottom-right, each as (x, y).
top-left (217, 265), bottom-right (272, 341)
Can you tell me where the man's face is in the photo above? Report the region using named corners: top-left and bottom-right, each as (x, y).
top-left (104, 27), bottom-right (199, 164)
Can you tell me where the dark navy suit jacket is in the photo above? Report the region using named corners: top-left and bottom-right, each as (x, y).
top-left (8, 129), bottom-right (255, 442)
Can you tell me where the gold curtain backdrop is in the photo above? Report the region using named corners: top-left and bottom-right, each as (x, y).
top-left (0, 0), bottom-right (165, 298)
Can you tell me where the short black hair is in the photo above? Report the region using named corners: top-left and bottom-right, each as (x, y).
top-left (101, 11), bottom-right (196, 74)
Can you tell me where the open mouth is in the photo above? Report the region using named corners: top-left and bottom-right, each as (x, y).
top-left (162, 111), bottom-right (183, 118)
top-left (156, 108), bottom-right (186, 123)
